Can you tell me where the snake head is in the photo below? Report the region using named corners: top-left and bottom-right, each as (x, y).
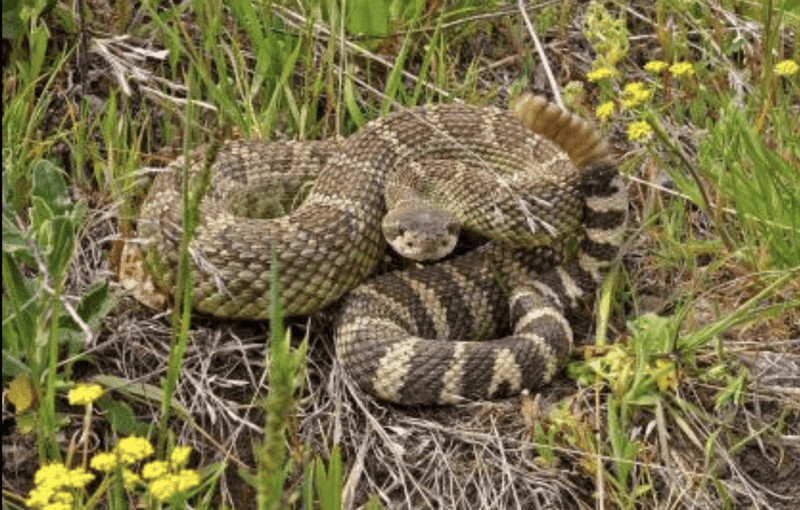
top-left (382, 205), bottom-right (460, 262)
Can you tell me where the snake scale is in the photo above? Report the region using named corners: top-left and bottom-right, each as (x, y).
top-left (138, 95), bottom-right (627, 405)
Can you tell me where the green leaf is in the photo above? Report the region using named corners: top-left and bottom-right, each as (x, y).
top-left (2, 1), bottom-right (24, 44)
top-left (8, 373), bottom-right (36, 413)
top-left (27, 20), bottom-right (49, 82)
top-left (780, 0), bottom-right (799, 14)
top-left (72, 281), bottom-right (113, 330)
top-left (363, 495), bottom-right (387, 510)
top-left (2, 252), bottom-right (38, 352)
top-left (2, 349), bottom-right (33, 378)
top-left (15, 410), bottom-right (37, 434)
top-left (92, 374), bottom-right (191, 417)
top-left (344, 75), bottom-right (367, 129)
top-left (627, 314), bottom-right (677, 354)
top-left (607, 394), bottom-right (637, 488)
top-left (44, 215), bottom-right (75, 277)
top-left (31, 160), bottom-right (72, 213)
top-left (31, 160), bottom-right (70, 226)
top-left (2, 204), bottom-right (34, 266)
top-left (347, 0), bottom-right (390, 37)
top-left (315, 446), bottom-right (343, 510)
top-left (95, 395), bottom-right (151, 436)
top-left (714, 372), bottom-right (746, 410)
top-left (380, 26), bottom-right (412, 115)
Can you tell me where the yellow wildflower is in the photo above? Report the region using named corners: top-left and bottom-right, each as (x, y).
top-left (34, 463), bottom-right (70, 490)
top-left (26, 486), bottom-right (54, 508)
top-left (653, 358), bottom-right (678, 391)
top-left (774, 60), bottom-right (798, 76)
top-left (587, 67), bottom-right (613, 81)
top-left (176, 469), bottom-right (201, 491)
top-left (68, 384), bottom-right (104, 405)
top-left (621, 82), bottom-right (649, 109)
top-left (147, 469), bottom-right (201, 501)
top-left (605, 344), bottom-right (631, 374)
top-left (170, 446), bottom-right (192, 467)
top-left (41, 502), bottom-right (70, 510)
top-left (65, 467), bottom-right (94, 488)
top-left (596, 101), bottom-right (615, 121)
top-left (122, 469), bottom-right (142, 490)
top-left (90, 452), bottom-right (118, 472)
top-left (27, 464), bottom-right (94, 509)
top-left (669, 61), bottom-right (694, 77)
top-left (627, 120), bottom-right (652, 141)
top-left (149, 475), bottom-right (180, 501)
top-left (51, 491), bottom-right (74, 504)
top-left (644, 60), bottom-right (668, 73)
top-left (142, 460), bottom-right (169, 480)
top-left (115, 436), bottom-right (154, 464)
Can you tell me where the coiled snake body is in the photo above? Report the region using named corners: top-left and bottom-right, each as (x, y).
top-left (139, 96), bottom-right (627, 404)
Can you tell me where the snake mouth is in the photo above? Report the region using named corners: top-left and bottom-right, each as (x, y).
top-left (386, 230), bottom-right (460, 262)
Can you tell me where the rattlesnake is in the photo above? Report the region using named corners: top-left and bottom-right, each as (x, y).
top-left (138, 95), bottom-right (627, 404)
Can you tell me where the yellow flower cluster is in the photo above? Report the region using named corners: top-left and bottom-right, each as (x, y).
top-left (595, 101), bottom-right (615, 121)
top-left (148, 470), bottom-right (202, 501)
top-left (141, 447), bottom-right (199, 501)
top-left (587, 67), bottom-right (613, 82)
top-left (171, 445), bottom-right (193, 465)
top-left (123, 469), bottom-right (143, 490)
top-left (622, 82), bottom-right (649, 109)
top-left (774, 59), bottom-right (798, 76)
top-left (669, 61), bottom-right (694, 77)
top-left (26, 463), bottom-right (94, 509)
top-left (142, 460), bottom-right (170, 479)
top-left (627, 120), bottom-right (652, 141)
top-left (68, 384), bottom-right (104, 405)
top-left (89, 436), bottom-right (154, 490)
top-left (116, 436), bottom-right (155, 464)
top-left (89, 452), bottom-right (120, 472)
top-left (587, 344), bottom-right (678, 396)
top-left (87, 437), bottom-right (200, 500)
top-left (584, 1), bottom-right (629, 70)
top-left (644, 60), bottom-right (668, 73)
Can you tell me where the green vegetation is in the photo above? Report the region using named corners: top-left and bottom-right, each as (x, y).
top-left (3, 0), bottom-right (798, 508)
